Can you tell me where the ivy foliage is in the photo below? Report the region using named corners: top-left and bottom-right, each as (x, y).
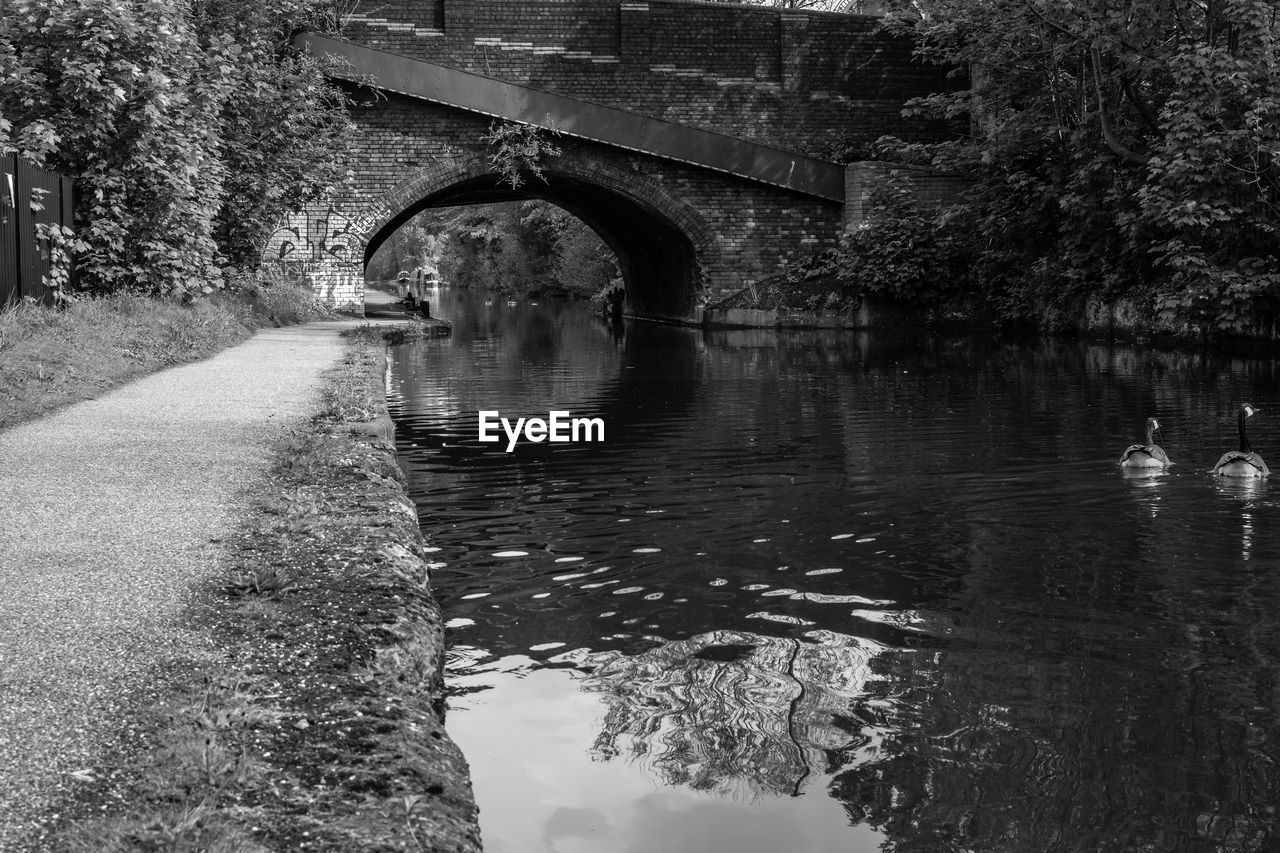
top-left (714, 175), bottom-right (975, 317)
top-left (838, 173), bottom-right (974, 310)
top-left (482, 119), bottom-right (563, 190)
top-left (876, 0), bottom-right (1280, 335)
top-left (0, 0), bottom-right (354, 297)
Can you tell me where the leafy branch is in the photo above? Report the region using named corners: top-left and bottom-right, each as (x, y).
top-left (481, 118), bottom-right (562, 190)
top-left (34, 222), bottom-right (88, 300)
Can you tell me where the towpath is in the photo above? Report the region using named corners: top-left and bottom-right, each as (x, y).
top-left (0, 320), bottom-right (360, 850)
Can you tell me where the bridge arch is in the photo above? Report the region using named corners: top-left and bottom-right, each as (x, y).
top-left (358, 152), bottom-right (719, 318)
top-left (273, 5), bottom-right (958, 320)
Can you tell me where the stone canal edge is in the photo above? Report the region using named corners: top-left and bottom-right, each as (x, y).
top-left (55, 321), bottom-right (482, 852)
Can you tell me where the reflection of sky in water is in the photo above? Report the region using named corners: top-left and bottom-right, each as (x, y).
top-left (394, 289), bottom-right (1280, 853)
top-left (448, 630), bottom-right (889, 853)
top-left (582, 630), bottom-right (885, 797)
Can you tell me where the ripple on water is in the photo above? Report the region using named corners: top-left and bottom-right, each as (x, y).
top-left (747, 612), bottom-right (815, 626)
top-left (794, 592), bottom-right (894, 606)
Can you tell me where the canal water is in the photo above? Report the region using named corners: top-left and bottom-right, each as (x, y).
top-left (387, 286), bottom-right (1280, 853)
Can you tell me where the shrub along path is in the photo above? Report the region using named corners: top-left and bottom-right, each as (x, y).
top-left (0, 321), bottom-right (355, 849)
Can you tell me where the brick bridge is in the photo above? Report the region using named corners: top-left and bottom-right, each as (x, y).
top-left (266, 0), bottom-right (958, 322)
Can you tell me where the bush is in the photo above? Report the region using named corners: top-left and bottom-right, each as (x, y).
top-left (0, 0), bottom-right (354, 298)
top-left (837, 173), bottom-right (974, 309)
top-left (878, 0), bottom-right (1280, 336)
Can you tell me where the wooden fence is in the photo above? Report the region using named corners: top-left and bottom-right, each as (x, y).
top-left (0, 154), bottom-right (75, 306)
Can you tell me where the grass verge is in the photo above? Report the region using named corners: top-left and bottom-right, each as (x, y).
top-left (53, 318), bottom-right (479, 852)
top-left (0, 282), bottom-right (334, 431)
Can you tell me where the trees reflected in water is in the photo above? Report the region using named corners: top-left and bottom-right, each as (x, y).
top-left (573, 599), bottom-right (1280, 852)
top-left (580, 629), bottom-right (887, 799)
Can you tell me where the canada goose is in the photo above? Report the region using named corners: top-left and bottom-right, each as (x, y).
top-left (1211, 404), bottom-right (1269, 477)
top-left (1120, 417), bottom-right (1171, 468)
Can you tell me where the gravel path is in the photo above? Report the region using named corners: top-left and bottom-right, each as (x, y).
top-left (0, 322), bottom-right (355, 850)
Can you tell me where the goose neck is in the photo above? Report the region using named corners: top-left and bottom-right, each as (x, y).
top-left (1239, 409), bottom-right (1253, 453)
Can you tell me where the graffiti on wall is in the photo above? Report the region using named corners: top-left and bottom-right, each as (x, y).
top-left (268, 203), bottom-right (361, 267)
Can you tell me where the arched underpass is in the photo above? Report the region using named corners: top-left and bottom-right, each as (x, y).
top-left (364, 169), bottom-right (705, 318)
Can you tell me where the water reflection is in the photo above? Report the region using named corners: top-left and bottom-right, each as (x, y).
top-left (1212, 477), bottom-right (1270, 563)
top-left (1122, 467), bottom-right (1169, 519)
top-left (582, 629), bottom-right (885, 799)
top-left (391, 288), bottom-right (1280, 853)
top-left (447, 647), bottom-right (886, 853)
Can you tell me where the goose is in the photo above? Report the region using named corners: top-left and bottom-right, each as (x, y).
top-left (1120, 417), bottom-right (1171, 468)
top-left (1211, 404), bottom-right (1269, 477)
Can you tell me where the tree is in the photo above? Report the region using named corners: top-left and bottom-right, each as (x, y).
top-left (877, 0), bottom-right (1280, 334)
top-left (0, 0), bottom-right (353, 297)
top-left (369, 201), bottom-right (618, 298)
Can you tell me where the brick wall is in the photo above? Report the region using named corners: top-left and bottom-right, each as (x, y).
top-left (266, 92), bottom-right (844, 317)
top-left (337, 0), bottom-right (958, 156)
top-left (843, 161), bottom-right (974, 230)
top-left (273, 2), bottom-right (963, 317)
